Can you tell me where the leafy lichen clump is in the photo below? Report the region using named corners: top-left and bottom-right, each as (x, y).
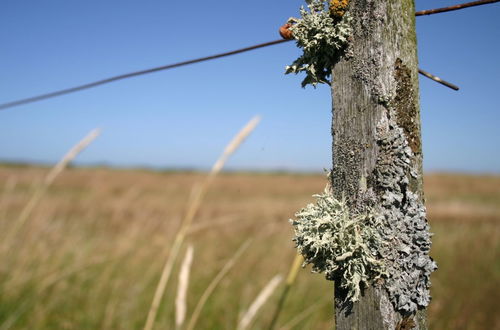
top-left (290, 190), bottom-right (386, 305)
top-left (285, 0), bottom-right (352, 87)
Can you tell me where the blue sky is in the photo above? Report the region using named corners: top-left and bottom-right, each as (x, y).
top-left (1, 0), bottom-right (499, 172)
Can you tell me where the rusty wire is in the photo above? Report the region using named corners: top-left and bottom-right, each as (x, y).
top-left (416, 0), bottom-right (499, 16)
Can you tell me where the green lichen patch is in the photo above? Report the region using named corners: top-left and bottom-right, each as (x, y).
top-left (393, 58), bottom-right (420, 154)
top-left (285, 0), bottom-right (352, 87)
top-left (290, 189), bottom-right (386, 305)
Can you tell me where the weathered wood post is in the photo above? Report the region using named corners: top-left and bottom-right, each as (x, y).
top-left (287, 1), bottom-right (436, 329)
top-left (331, 1), bottom-right (434, 328)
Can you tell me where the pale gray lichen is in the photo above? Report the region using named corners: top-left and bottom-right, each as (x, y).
top-left (285, 0), bottom-right (352, 87)
top-left (290, 113), bottom-right (436, 313)
top-left (374, 112), bottom-right (437, 314)
top-left (290, 189), bottom-right (386, 305)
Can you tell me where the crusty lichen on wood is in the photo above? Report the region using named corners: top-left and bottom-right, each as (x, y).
top-left (329, 0), bottom-right (349, 18)
top-left (374, 111), bottom-right (437, 314)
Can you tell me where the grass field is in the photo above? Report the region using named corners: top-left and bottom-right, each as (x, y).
top-left (0, 165), bottom-right (498, 329)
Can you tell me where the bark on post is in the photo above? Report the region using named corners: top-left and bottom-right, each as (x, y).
top-left (331, 0), bottom-right (432, 329)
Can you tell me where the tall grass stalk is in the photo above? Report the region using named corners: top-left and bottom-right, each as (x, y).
top-left (237, 274), bottom-right (283, 330)
top-left (267, 254), bottom-right (304, 330)
top-left (2, 128), bottom-right (101, 249)
top-left (185, 240), bottom-right (252, 330)
top-left (143, 116), bottom-right (261, 330)
top-left (175, 245), bottom-right (194, 330)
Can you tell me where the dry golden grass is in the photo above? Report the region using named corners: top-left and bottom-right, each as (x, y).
top-left (175, 245), bottom-right (193, 330)
top-left (0, 165), bottom-right (498, 329)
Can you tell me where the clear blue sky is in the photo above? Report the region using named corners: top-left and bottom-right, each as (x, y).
top-left (1, 0), bottom-right (499, 172)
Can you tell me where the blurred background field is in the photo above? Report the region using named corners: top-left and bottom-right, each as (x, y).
top-left (0, 164), bottom-right (498, 329)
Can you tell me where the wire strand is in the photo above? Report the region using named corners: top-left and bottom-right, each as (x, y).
top-left (415, 0), bottom-right (499, 16)
top-left (0, 39), bottom-right (290, 111)
top-left (418, 69), bottom-right (459, 91)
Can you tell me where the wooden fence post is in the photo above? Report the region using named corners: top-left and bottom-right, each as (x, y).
top-left (331, 0), bottom-right (434, 328)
